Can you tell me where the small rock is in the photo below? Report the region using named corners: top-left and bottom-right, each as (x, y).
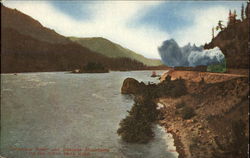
top-left (186, 119), bottom-right (193, 123)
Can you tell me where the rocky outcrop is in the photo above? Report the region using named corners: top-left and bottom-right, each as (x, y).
top-left (121, 78), bottom-right (146, 94)
top-left (120, 71), bottom-right (249, 158)
top-left (121, 76), bottom-right (187, 98)
top-left (159, 72), bottom-right (249, 158)
top-left (204, 19), bottom-right (249, 69)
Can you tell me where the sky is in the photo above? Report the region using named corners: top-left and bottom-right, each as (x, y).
top-left (2, 0), bottom-right (246, 59)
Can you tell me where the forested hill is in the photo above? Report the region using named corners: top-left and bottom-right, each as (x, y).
top-left (1, 4), bottom-right (154, 73)
top-left (69, 37), bottom-right (162, 66)
top-left (204, 5), bottom-right (249, 69)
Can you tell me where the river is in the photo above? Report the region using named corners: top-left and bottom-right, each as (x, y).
top-left (1, 71), bottom-right (178, 158)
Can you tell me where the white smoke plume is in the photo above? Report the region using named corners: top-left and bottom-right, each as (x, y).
top-left (158, 39), bottom-right (224, 67)
top-left (188, 47), bottom-right (224, 66)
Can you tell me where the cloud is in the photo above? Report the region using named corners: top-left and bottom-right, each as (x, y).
top-left (2, 1), bottom-right (241, 59)
top-left (173, 6), bottom-right (238, 46)
top-left (188, 47), bottom-right (225, 66)
top-left (3, 1), bottom-right (168, 59)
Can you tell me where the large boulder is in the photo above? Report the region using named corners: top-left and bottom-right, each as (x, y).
top-left (121, 78), bottom-right (145, 94)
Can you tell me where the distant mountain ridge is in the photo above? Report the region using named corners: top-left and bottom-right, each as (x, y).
top-left (2, 4), bottom-right (162, 68)
top-left (69, 37), bottom-right (162, 66)
top-left (1, 4), bottom-right (150, 73)
top-left (1, 4), bottom-right (70, 44)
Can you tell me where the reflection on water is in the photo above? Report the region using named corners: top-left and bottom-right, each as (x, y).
top-left (1, 71), bottom-right (178, 158)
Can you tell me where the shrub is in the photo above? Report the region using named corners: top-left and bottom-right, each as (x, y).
top-left (117, 95), bottom-right (159, 143)
top-left (117, 116), bottom-right (154, 143)
top-left (181, 106), bottom-right (195, 120)
top-left (157, 78), bottom-right (187, 98)
top-left (207, 59), bottom-right (226, 73)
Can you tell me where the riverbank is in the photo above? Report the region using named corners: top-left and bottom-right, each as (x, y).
top-left (117, 69), bottom-right (248, 157)
top-left (158, 70), bottom-right (249, 158)
top-left (157, 101), bottom-right (187, 158)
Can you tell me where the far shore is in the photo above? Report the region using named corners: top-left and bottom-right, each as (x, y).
top-left (0, 68), bottom-right (170, 74)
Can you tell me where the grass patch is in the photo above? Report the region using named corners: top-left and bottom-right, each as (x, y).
top-left (207, 59), bottom-right (226, 73)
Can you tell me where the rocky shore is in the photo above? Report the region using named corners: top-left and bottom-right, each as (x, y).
top-left (121, 70), bottom-right (249, 158)
top-left (159, 71), bottom-right (248, 158)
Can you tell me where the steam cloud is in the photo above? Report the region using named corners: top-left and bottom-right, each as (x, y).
top-left (158, 39), bottom-right (224, 67)
top-left (188, 47), bottom-right (224, 66)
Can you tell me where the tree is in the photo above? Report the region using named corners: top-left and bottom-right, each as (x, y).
top-left (212, 27), bottom-right (215, 39)
top-left (216, 20), bottom-right (225, 31)
top-left (246, 2), bottom-right (250, 18)
top-left (241, 3), bottom-right (245, 20)
top-left (228, 9), bottom-right (232, 25)
top-left (233, 9), bottom-right (237, 18)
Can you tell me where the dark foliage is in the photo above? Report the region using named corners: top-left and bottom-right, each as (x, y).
top-left (207, 58), bottom-right (226, 73)
top-left (1, 28), bottom-right (147, 73)
top-left (117, 95), bottom-right (159, 143)
top-left (82, 62), bottom-right (108, 72)
top-left (117, 117), bottom-right (154, 143)
top-left (180, 106), bottom-right (195, 120)
top-left (118, 77), bottom-right (188, 143)
top-left (157, 77), bottom-right (187, 98)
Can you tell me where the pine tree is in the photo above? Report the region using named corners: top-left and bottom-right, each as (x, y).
top-left (234, 9), bottom-right (237, 18)
top-left (246, 2), bottom-right (249, 18)
top-left (228, 9), bottom-right (232, 25)
top-left (241, 3), bottom-right (245, 20)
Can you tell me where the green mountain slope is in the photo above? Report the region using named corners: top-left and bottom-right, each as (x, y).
top-left (2, 4), bottom-right (69, 44)
top-left (1, 5), bottom-right (148, 73)
top-left (69, 37), bottom-right (162, 66)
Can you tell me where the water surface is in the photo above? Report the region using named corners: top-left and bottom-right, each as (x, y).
top-left (1, 71), bottom-right (178, 158)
